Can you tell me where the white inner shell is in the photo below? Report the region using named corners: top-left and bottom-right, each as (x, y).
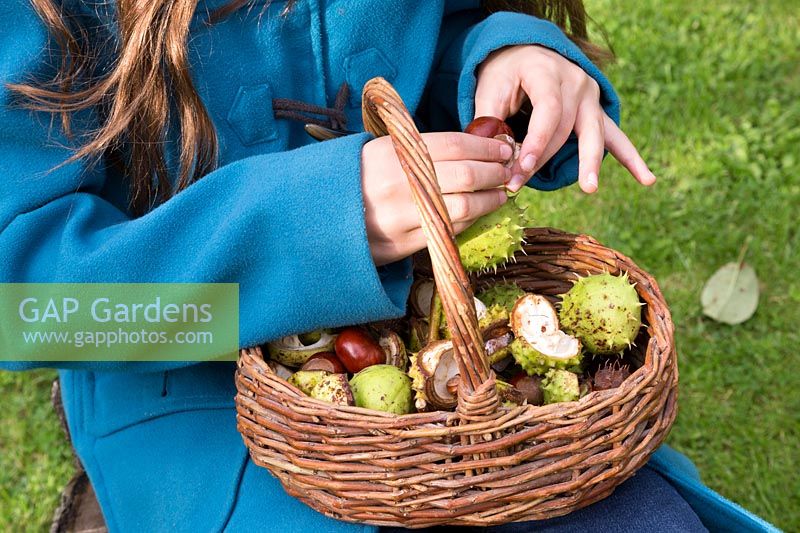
top-left (512, 295), bottom-right (579, 359)
top-left (433, 349), bottom-right (459, 401)
top-left (419, 341), bottom-right (459, 403)
top-left (474, 298), bottom-right (488, 321)
top-left (277, 332), bottom-right (335, 351)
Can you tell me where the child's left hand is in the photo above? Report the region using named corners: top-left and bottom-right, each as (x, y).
top-left (475, 45), bottom-right (657, 193)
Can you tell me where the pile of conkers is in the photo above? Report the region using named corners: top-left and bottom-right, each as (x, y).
top-left (266, 274), bottom-right (639, 415)
top-left (267, 326), bottom-right (413, 414)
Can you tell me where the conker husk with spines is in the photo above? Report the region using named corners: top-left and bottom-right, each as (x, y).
top-left (350, 364), bottom-right (413, 414)
top-left (310, 373), bottom-right (355, 406)
top-left (541, 369), bottom-right (581, 404)
top-left (511, 185), bottom-right (538, 226)
top-left (455, 200), bottom-right (526, 272)
top-left (559, 272), bottom-right (643, 355)
top-left (477, 282), bottom-right (525, 314)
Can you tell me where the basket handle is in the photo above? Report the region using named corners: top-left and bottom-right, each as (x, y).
top-left (362, 78), bottom-right (491, 395)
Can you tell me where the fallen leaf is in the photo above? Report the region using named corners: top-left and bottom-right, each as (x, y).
top-left (701, 262), bottom-right (759, 324)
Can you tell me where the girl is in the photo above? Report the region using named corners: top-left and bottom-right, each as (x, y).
top-left (0, 1), bottom-right (761, 532)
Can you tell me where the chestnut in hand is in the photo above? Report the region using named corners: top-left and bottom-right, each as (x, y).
top-left (465, 116), bottom-right (519, 170)
top-left (301, 352), bottom-right (346, 374)
top-left (334, 328), bottom-right (386, 373)
top-left (464, 116), bottom-right (514, 139)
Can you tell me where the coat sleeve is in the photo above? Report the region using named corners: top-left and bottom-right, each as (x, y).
top-left (428, 7), bottom-right (621, 191)
top-left (0, 4), bottom-right (411, 372)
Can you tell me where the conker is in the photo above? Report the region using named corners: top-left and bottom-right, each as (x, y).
top-left (510, 372), bottom-right (544, 406)
top-left (301, 351), bottom-right (346, 374)
top-left (334, 328), bottom-right (386, 373)
top-left (465, 116), bottom-right (514, 139)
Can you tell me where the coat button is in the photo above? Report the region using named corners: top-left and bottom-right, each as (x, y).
top-left (344, 48), bottom-right (397, 107)
top-left (226, 83), bottom-right (279, 146)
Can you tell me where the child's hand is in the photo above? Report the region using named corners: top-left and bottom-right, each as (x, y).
top-left (475, 45), bottom-right (657, 193)
top-left (362, 133), bottom-right (511, 266)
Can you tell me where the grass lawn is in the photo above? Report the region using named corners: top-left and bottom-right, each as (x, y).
top-left (1, 0), bottom-right (798, 530)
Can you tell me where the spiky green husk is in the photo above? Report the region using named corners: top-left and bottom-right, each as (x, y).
top-left (350, 365), bottom-right (413, 414)
top-left (479, 304), bottom-right (510, 329)
top-left (477, 283), bottom-right (525, 313)
top-left (511, 186), bottom-right (537, 226)
top-left (456, 200), bottom-right (525, 272)
top-left (509, 338), bottom-right (583, 376)
top-left (541, 369), bottom-right (580, 404)
top-left (559, 272), bottom-right (643, 355)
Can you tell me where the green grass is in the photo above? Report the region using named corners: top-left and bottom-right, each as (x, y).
top-left (0, 370), bottom-right (72, 532)
top-left (1, 0), bottom-right (799, 530)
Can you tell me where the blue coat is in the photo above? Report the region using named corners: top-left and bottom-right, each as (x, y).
top-left (0, 0), bottom-right (777, 531)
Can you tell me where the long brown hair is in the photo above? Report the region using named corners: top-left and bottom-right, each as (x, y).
top-left (7, 0), bottom-right (608, 215)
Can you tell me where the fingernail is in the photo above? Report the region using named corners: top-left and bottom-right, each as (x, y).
top-left (497, 189), bottom-right (508, 203)
top-left (521, 154), bottom-right (537, 174)
top-left (507, 174), bottom-right (527, 192)
top-left (648, 170), bottom-right (657, 185)
top-left (586, 172), bottom-right (598, 191)
top-left (499, 143), bottom-right (513, 160)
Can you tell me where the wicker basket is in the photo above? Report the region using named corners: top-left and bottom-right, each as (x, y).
top-left (235, 78), bottom-right (678, 528)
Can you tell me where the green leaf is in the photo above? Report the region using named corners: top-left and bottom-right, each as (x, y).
top-left (701, 262), bottom-right (759, 324)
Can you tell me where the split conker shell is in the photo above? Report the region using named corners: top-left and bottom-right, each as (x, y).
top-left (288, 370), bottom-right (329, 395)
top-left (310, 373), bottom-right (355, 406)
top-left (377, 330), bottom-right (408, 370)
top-left (408, 340), bottom-right (460, 411)
top-left (350, 364), bottom-right (413, 415)
top-left (267, 330), bottom-right (337, 367)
